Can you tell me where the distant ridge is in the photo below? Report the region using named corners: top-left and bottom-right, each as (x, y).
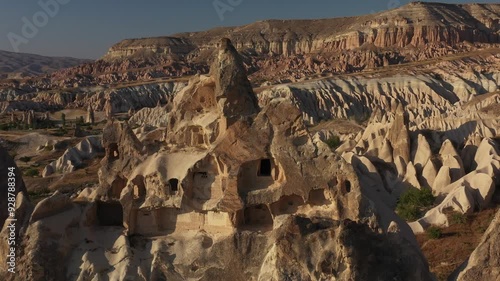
top-left (0, 50), bottom-right (91, 79)
top-left (104, 2), bottom-right (499, 60)
top-left (3, 2), bottom-right (499, 88)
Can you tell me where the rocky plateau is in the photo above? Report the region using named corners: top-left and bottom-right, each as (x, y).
top-left (0, 2), bottom-right (499, 281)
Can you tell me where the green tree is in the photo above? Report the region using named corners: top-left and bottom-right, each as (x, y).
top-left (396, 187), bottom-right (435, 221)
top-left (24, 168), bottom-right (39, 177)
top-left (426, 227), bottom-right (442, 239)
top-left (61, 113), bottom-right (66, 128)
top-left (19, 156), bottom-right (32, 163)
top-left (77, 116), bottom-right (85, 125)
top-left (324, 135), bottom-right (342, 149)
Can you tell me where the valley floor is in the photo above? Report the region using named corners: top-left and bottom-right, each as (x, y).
top-left (416, 206), bottom-right (499, 280)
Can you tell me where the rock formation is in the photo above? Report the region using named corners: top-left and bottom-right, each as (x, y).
top-left (0, 3), bottom-right (498, 91)
top-left (85, 105), bottom-right (95, 125)
top-left (386, 104), bottom-right (410, 174)
top-left (0, 146), bottom-right (29, 228)
top-left (451, 209), bottom-right (500, 280)
top-left (104, 99), bottom-right (113, 120)
top-left (42, 136), bottom-right (104, 177)
top-left (0, 81), bottom-right (186, 115)
top-left (0, 3), bottom-right (498, 280)
top-left (0, 39), bottom-right (434, 281)
top-left (0, 50), bottom-right (90, 79)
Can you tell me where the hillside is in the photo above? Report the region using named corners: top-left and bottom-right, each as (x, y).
top-left (0, 50), bottom-right (91, 79)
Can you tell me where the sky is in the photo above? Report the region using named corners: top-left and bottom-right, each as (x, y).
top-left (0, 0), bottom-right (498, 59)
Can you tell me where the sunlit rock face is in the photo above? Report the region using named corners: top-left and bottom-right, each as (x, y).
top-left (1, 3), bottom-right (498, 91)
top-left (0, 39), bottom-right (434, 281)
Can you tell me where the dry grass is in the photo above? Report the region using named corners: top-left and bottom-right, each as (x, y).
top-left (416, 207), bottom-right (498, 281)
top-left (309, 119), bottom-right (365, 135)
top-left (48, 157), bottom-right (101, 193)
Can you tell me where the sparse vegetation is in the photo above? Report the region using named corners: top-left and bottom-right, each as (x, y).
top-left (396, 187), bottom-right (435, 221)
top-left (432, 73), bottom-right (443, 80)
top-left (477, 226), bottom-right (487, 233)
top-left (352, 113), bottom-right (370, 125)
top-left (76, 116), bottom-right (85, 125)
top-left (324, 135), bottom-right (342, 149)
top-left (417, 208), bottom-right (498, 280)
top-left (52, 127), bottom-right (68, 136)
top-left (37, 118), bottom-right (55, 129)
top-left (24, 168), bottom-right (39, 177)
top-left (397, 204), bottom-right (420, 221)
top-left (0, 123), bottom-right (10, 130)
top-left (61, 113), bottom-right (66, 127)
top-left (19, 156), bottom-right (32, 163)
top-left (427, 227), bottom-right (442, 239)
top-left (28, 187), bottom-right (51, 203)
top-left (450, 212), bottom-right (468, 225)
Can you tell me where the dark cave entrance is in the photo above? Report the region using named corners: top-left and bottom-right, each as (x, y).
top-left (258, 159), bottom-right (272, 177)
top-left (242, 204), bottom-right (273, 228)
top-left (96, 201), bottom-right (123, 227)
top-left (168, 178), bottom-right (179, 193)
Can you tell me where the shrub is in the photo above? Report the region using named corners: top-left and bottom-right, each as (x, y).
top-left (61, 113), bottom-right (66, 127)
top-left (432, 73), bottom-right (443, 80)
top-left (28, 187), bottom-right (51, 203)
top-left (396, 187), bottom-right (435, 221)
top-left (477, 226), bottom-right (487, 233)
top-left (353, 113), bottom-right (370, 125)
top-left (76, 116), bottom-right (85, 125)
top-left (0, 123), bottom-right (10, 130)
top-left (396, 204), bottom-right (420, 221)
top-left (427, 227), bottom-right (442, 239)
top-left (24, 168), bottom-right (39, 177)
top-left (398, 187), bottom-right (434, 208)
top-left (450, 212), bottom-right (467, 225)
top-left (19, 156), bottom-right (32, 163)
top-left (324, 136), bottom-right (342, 149)
top-left (52, 127), bottom-right (68, 137)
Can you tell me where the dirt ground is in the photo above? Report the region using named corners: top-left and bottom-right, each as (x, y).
top-left (416, 207), bottom-right (499, 281)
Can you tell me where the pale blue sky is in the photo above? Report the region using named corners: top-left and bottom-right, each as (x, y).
top-left (0, 0), bottom-right (497, 59)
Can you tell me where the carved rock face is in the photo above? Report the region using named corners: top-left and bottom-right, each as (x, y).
top-left (1, 38), bottom-right (434, 281)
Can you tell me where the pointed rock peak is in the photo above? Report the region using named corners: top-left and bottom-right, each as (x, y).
top-left (387, 103), bottom-right (410, 164)
top-left (368, 105), bottom-right (383, 124)
top-left (465, 133), bottom-right (482, 146)
top-left (439, 139), bottom-right (459, 157)
top-left (210, 38), bottom-right (259, 122)
top-left (395, 103), bottom-right (409, 121)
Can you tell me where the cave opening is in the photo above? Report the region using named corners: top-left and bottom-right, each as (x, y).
top-left (271, 194), bottom-right (304, 215)
top-left (108, 143), bottom-right (119, 161)
top-left (110, 176), bottom-right (127, 199)
top-left (168, 178), bottom-right (179, 192)
top-left (243, 204), bottom-right (273, 227)
top-left (96, 201), bottom-right (123, 227)
top-left (258, 159), bottom-right (272, 177)
top-left (132, 175), bottom-right (146, 199)
top-left (345, 180), bottom-right (351, 193)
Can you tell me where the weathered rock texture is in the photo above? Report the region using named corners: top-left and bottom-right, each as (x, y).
top-left (1, 39), bottom-right (434, 281)
top-left (0, 50), bottom-right (90, 79)
top-left (0, 81), bottom-right (186, 114)
top-left (1, 2), bottom-right (498, 90)
top-left (0, 146), bottom-right (29, 229)
top-left (451, 209), bottom-right (500, 280)
top-left (42, 136), bottom-right (104, 177)
top-left (323, 95), bottom-right (499, 235)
